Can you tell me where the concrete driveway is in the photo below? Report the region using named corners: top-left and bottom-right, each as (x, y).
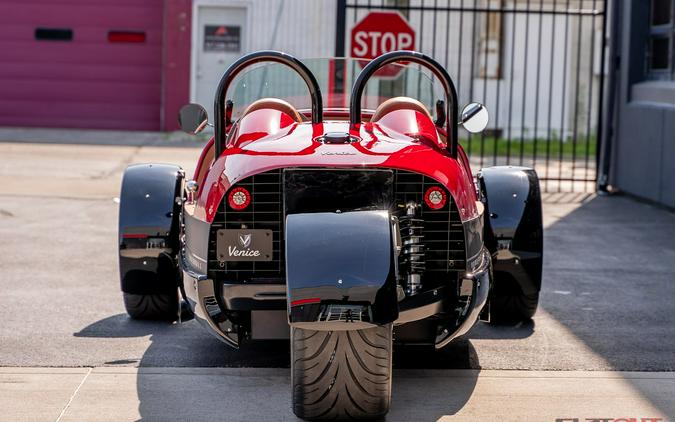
top-left (0, 131), bottom-right (674, 421)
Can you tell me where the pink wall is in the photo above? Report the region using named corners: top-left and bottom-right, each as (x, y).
top-left (161, 0), bottom-right (192, 131)
top-left (0, 0), bottom-right (165, 130)
top-left (0, 0), bottom-right (192, 131)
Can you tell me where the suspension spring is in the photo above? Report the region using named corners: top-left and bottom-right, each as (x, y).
top-left (399, 202), bottom-right (425, 295)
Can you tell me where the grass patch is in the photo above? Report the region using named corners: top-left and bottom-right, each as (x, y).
top-left (460, 136), bottom-right (597, 159)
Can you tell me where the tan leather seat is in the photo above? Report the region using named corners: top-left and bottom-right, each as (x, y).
top-left (370, 96), bottom-right (433, 122)
top-left (241, 98), bottom-right (304, 122)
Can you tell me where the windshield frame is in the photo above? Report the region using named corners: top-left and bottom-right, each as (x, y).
top-left (214, 51), bottom-right (457, 158)
top-left (214, 51), bottom-right (323, 158)
top-left (227, 57), bottom-right (445, 120)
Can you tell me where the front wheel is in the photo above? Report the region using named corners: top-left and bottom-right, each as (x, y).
top-left (291, 325), bottom-right (393, 420)
top-left (489, 275), bottom-right (539, 323)
top-left (123, 292), bottom-right (178, 321)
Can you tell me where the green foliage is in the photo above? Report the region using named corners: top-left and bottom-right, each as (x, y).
top-left (459, 135), bottom-right (597, 158)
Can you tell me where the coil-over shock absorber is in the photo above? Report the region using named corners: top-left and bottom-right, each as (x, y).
top-left (399, 202), bottom-right (425, 295)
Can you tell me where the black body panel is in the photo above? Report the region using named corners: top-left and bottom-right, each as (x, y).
top-left (118, 163), bottom-right (183, 295)
top-left (478, 166), bottom-right (543, 294)
top-left (285, 211), bottom-right (399, 328)
top-left (435, 248), bottom-right (491, 348)
top-left (463, 215), bottom-right (484, 271)
top-left (283, 168), bottom-right (393, 214)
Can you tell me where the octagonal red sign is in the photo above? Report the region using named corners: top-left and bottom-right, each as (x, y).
top-left (350, 11), bottom-right (416, 77)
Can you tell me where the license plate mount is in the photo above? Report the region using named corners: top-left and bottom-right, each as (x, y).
top-left (216, 229), bottom-right (273, 262)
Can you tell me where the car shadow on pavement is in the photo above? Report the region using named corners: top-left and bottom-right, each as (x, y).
top-left (73, 194), bottom-right (675, 419)
top-left (76, 314), bottom-right (482, 420)
top-left (470, 319), bottom-right (535, 340)
top-left (530, 195), bottom-right (675, 417)
top-left (75, 314), bottom-right (291, 367)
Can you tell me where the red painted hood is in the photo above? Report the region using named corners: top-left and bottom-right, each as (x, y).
top-left (195, 110), bottom-right (478, 223)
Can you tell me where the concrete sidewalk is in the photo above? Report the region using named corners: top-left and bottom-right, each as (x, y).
top-left (0, 142), bottom-right (202, 199)
top-left (2, 368), bottom-right (671, 422)
top-left (0, 127), bottom-right (208, 148)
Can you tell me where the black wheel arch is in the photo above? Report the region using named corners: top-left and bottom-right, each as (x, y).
top-left (477, 166), bottom-right (543, 295)
top-left (118, 163), bottom-right (184, 295)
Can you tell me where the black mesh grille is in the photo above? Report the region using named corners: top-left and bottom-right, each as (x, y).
top-left (208, 168), bottom-right (465, 283)
top-left (208, 169), bottom-right (284, 282)
top-left (393, 171), bottom-right (466, 276)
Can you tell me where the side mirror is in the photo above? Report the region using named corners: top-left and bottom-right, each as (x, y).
top-left (460, 102), bottom-right (489, 133)
top-left (178, 103), bottom-right (209, 134)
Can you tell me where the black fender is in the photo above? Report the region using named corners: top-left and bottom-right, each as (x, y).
top-left (477, 166), bottom-right (543, 295)
top-left (118, 163), bottom-right (183, 295)
top-left (285, 210), bottom-right (399, 330)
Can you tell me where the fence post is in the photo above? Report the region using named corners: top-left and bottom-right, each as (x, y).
top-left (597, 0), bottom-right (620, 192)
top-left (335, 0), bottom-right (346, 57)
top-left (334, 0), bottom-right (347, 103)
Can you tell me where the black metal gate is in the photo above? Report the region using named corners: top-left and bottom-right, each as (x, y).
top-left (336, 0), bottom-right (608, 192)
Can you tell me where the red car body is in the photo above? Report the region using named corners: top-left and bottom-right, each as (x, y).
top-left (194, 109), bottom-right (478, 224)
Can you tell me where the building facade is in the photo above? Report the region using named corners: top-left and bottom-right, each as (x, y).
top-left (604, 0), bottom-right (675, 208)
top-left (0, 0), bottom-right (333, 131)
top-left (0, 0), bottom-right (191, 130)
top-left (0, 0), bottom-right (601, 136)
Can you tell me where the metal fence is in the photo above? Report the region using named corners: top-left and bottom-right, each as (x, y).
top-left (337, 0), bottom-right (608, 192)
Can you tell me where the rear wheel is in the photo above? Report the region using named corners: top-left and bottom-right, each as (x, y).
top-left (291, 325), bottom-right (393, 420)
top-left (123, 292), bottom-right (178, 321)
top-left (490, 274), bottom-right (539, 323)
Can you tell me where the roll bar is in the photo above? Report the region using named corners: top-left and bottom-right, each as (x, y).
top-left (214, 51), bottom-right (323, 157)
top-left (350, 51), bottom-right (459, 158)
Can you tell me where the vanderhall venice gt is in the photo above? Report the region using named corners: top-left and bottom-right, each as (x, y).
top-left (118, 51), bottom-right (543, 420)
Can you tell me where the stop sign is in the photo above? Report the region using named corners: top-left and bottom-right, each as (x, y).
top-left (350, 11), bottom-right (416, 77)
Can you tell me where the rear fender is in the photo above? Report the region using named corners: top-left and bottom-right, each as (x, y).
top-left (118, 164), bottom-right (183, 295)
top-left (477, 166), bottom-right (543, 294)
top-left (285, 210), bottom-right (399, 330)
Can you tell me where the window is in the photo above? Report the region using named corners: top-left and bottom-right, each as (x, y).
top-left (477, 0), bottom-right (503, 79)
top-left (647, 0), bottom-right (675, 80)
top-left (35, 28), bottom-right (73, 41)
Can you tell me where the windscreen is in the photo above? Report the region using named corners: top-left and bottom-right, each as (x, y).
top-left (227, 58), bottom-right (446, 120)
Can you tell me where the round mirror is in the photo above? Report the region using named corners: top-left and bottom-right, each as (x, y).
top-left (460, 102), bottom-right (489, 133)
top-left (178, 103), bottom-right (209, 134)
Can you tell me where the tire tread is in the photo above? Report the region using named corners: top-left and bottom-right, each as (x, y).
top-left (123, 292), bottom-right (178, 321)
top-left (490, 275), bottom-right (540, 323)
top-left (292, 325), bottom-right (392, 420)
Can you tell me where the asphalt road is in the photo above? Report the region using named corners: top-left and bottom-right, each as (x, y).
top-left (1, 137), bottom-right (674, 420)
top-left (2, 139), bottom-right (674, 370)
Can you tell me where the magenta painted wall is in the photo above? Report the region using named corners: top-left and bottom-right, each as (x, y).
top-left (0, 0), bottom-right (167, 130)
top-left (161, 0), bottom-right (192, 132)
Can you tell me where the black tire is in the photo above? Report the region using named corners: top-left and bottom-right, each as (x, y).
top-left (489, 274), bottom-right (539, 324)
top-left (291, 325), bottom-right (393, 421)
top-left (123, 292), bottom-right (178, 321)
